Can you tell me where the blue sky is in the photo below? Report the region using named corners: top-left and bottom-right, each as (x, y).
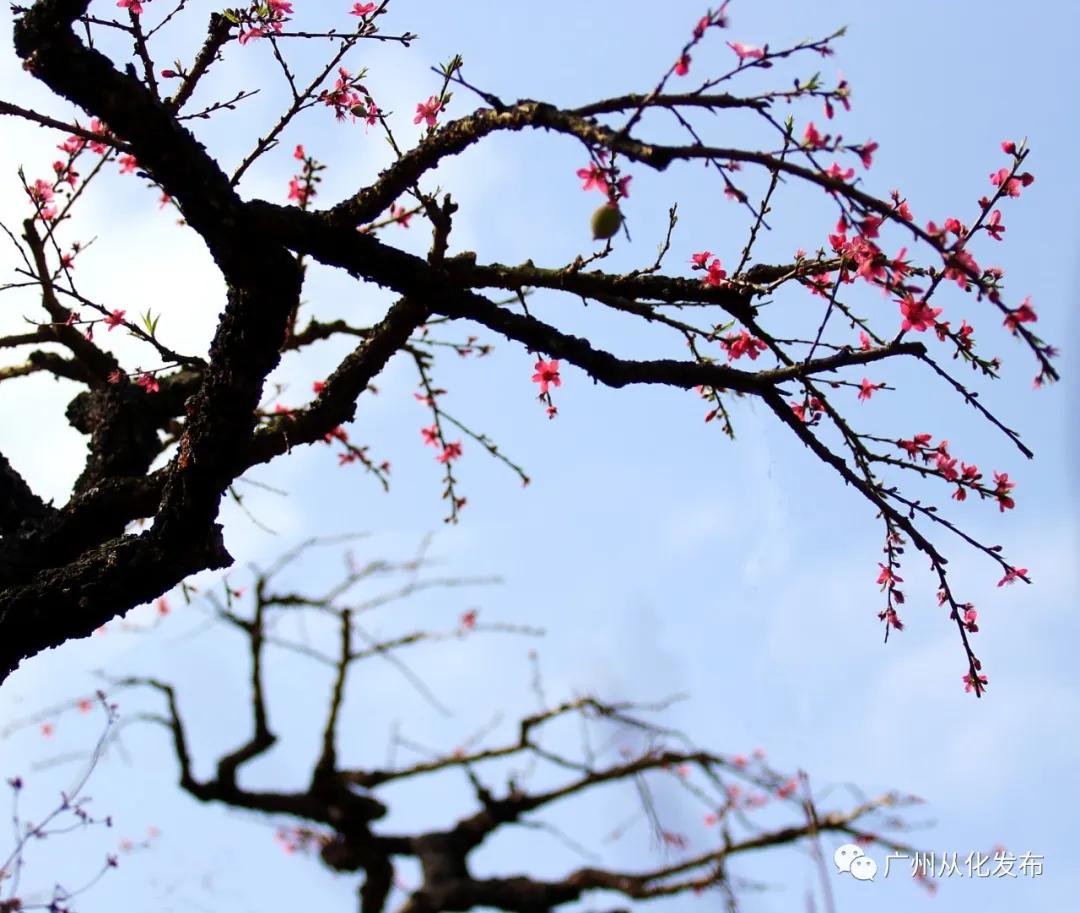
top-left (0, 2), bottom-right (1077, 912)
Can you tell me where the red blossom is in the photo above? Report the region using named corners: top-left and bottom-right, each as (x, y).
top-left (876, 563), bottom-right (902, 587)
top-left (531, 359), bottom-right (561, 394)
top-left (963, 672), bottom-right (989, 693)
top-left (898, 296), bottom-right (942, 332)
top-left (674, 53), bottom-right (691, 76)
top-left (720, 330), bottom-right (767, 361)
top-left (238, 27), bottom-right (267, 45)
top-left (802, 121), bottom-right (826, 149)
top-left (776, 779), bottom-right (798, 799)
top-left (857, 140), bottom-right (879, 169)
top-left (790, 397), bottom-right (824, 423)
top-left (287, 177), bottom-right (313, 206)
top-left (576, 161), bottom-right (606, 193)
top-left (997, 566), bottom-right (1028, 587)
top-left (989, 167), bottom-right (1034, 197)
top-left (882, 608), bottom-right (904, 630)
top-left (702, 258), bottom-right (728, 287)
top-left (824, 162), bottom-right (855, 182)
top-left (890, 190), bottom-right (913, 221)
top-left (437, 441), bottom-right (463, 463)
top-left (103, 309), bottom-right (126, 331)
top-left (414, 95), bottom-right (443, 127)
top-left (992, 471), bottom-right (1016, 512)
top-left (1003, 297), bottom-right (1037, 334)
top-left (857, 378), bottom-right (875, 402)
top-left (943, 248), bottom-right (979, 288)
top-left (727, 41), bottom-right (765, 61)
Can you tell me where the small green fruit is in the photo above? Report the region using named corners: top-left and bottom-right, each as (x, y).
top-left (590, 203), bottom-right (623, 240)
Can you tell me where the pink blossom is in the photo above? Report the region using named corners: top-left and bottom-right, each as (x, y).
top-left (876, 563), bottom-right (902, 587)
top-left (117, 0), bottom-right (145, 14)
top-left (776, 779), bottom-right (798, 799)
top-left (898, 296), bottom-right (942, 332)
top-left (1003, 297), bottom-right (1037, 334)
top-left (674, 53), bottom-right (691, 76)
top-left (996, 566), bottom-right (1028, 587)
top-left (104, 310), bottom-right (126, 331)
top-left (857, 140), bottom-right (879, 169)
top-left (28, 179), bottom-right (54, 205)
top-left (288, 177), bottom-right (312, 206)
top-left (437, 441), bottom-right (463, 463)
top-left (989, 168), bottom-right (1034, 198)
top-left (350, 2), bottom-right (377, 14)
top-left (238, 26), bottom-right (267, 45)
top-left (943, 248), bottom-right (979, 288)
top-left (531, 359), bottom-right (561, 394)
top-left (414, 95), bottom-right (443, 127)
top-left (802, 121), bottom-right (826, 149)
top-left (420, 424), bottom-right (439, 447)
top-left (702, 259), bottom-right (727, 287)
top-left (576, 161), bottom-right (607, 193)
top-left (824, 162), bottom-right (855, 183)
top-left (720, 330), bottom-right (767, 361)
top-left (992, 471), bottom-right (1016, 512)
top-left (136, 372), bottom-right (160, 394)
top-left (857, 378), bottom-right (875, 401)
top-left (963, 672), bottom-right (988, 693)
top-left (727, 41), bottom-right (765, 61)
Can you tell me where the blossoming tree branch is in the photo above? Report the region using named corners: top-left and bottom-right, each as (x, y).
top-left (99, 537), bottom-right (930, 913)
top-left (0, 0), bottom-right (1056, 694)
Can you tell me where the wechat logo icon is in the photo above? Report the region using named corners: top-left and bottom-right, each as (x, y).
top-left (834, 844), bottom-right (878, 882)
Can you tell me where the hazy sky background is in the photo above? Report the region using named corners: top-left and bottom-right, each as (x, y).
top-left (0, 2), bottom-right (1077, 912)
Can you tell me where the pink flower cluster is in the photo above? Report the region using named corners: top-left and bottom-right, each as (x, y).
top-left (320, 67), bottom-right (379, 124)
top-left (575, 151), bottom-right (631, 202)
